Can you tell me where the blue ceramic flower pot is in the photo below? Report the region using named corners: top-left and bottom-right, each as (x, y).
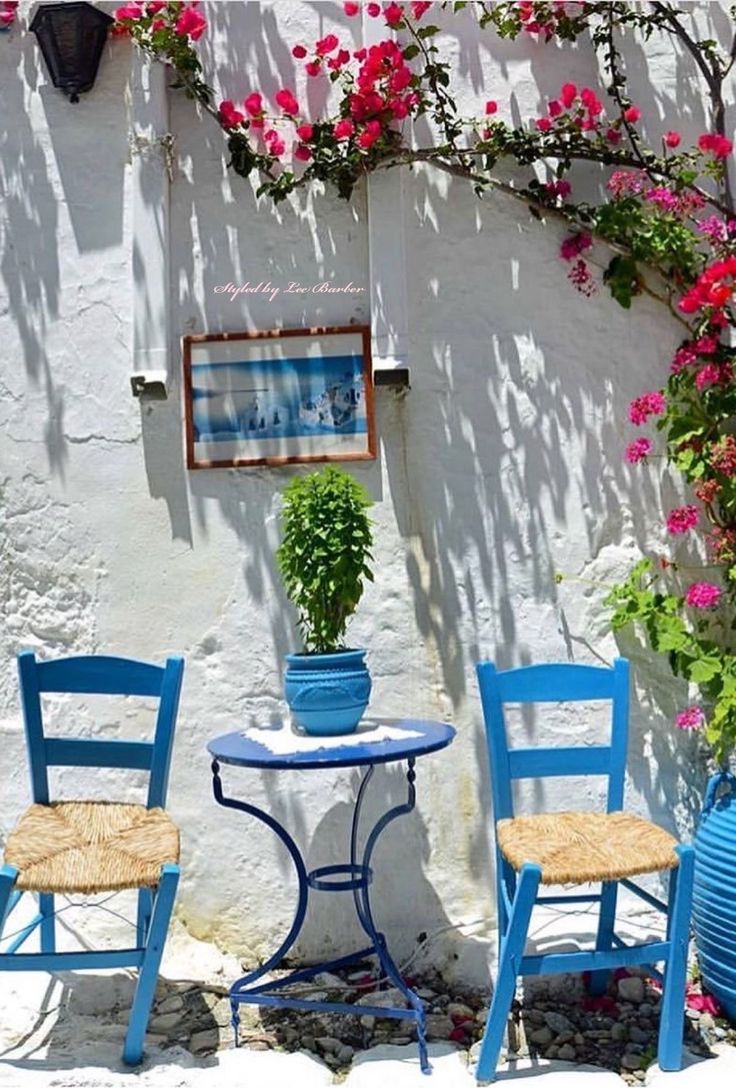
top-left (284, 649), bottom-right (371, 736)
top-left (693, 771), bottom-right (736, 1020)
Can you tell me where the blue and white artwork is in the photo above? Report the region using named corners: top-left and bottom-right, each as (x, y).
top-left (187, 330), bottom-right (374, 465)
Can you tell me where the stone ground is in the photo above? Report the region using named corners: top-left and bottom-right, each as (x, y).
top-left (1, 901), bottom-right (735, 1087)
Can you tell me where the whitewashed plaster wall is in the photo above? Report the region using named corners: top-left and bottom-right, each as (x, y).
top-left (0, 1), bottom-right (728, 985)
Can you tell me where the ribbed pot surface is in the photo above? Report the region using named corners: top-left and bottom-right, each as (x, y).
top-left (693, 772), bottom-right (736, 1021)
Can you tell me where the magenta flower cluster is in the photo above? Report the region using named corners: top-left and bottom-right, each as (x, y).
top-left (685, 582), bottom-right (722, 609)
top-left (625, 437), bottom-right (653, 463)
top-left (666, 505), bottom-right (699, 535)
top-left (675, 707), bottom-right (705, 730)
top-left (628, 391), bottom-right (666, 425)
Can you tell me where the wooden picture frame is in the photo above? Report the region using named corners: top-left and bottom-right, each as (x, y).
top-left (182, 325), bottom-right (376, 470)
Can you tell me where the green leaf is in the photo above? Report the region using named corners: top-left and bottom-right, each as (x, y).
top-left (689, 656), bottom-right (723, 684)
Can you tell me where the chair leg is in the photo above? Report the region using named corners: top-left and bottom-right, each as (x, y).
top-left (476, 863), bottom-right (541, 1085)
top-left (39, 893), bottom-right (55, 953)
top-left (137, 888), bottom-right (153, 946)
top-left (589, 880), bottom-right (618, 995)
top-left (123, 864), bottom-right (179, 1066)
top-left (657, 846), bottom-right (694, 1072)
top-left (495, 851), bottom-right (511, 962)
top-left (0, 865), bottom-right (19, 937)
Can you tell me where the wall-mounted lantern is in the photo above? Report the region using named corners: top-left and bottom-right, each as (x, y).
top-left (30, 2), bottom-right (113, 103)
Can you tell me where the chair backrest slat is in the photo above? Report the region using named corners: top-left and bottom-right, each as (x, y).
top-left (476, 658), bottom-right (630, 821)
top-left (17, 650), bottom-right (184, 809)
top-left (44, 737), bottom-right (154, 770)
top-left (508, 745), bottom-right (612, 779)
top-left (36, 656), bottom-right (163, 696)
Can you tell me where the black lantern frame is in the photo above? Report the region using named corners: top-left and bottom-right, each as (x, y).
top-left (30, 2), bottom-right (113, 103)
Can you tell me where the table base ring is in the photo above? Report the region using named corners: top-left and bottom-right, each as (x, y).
top-left (307, 862), bottom-right (373, 891)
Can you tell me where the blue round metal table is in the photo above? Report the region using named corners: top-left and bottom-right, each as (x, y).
top-left (207, 717), bottom-right (455, 1075)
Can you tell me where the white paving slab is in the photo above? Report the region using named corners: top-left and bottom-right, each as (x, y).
top-left (2, 1040), bottom-right (736, 1088)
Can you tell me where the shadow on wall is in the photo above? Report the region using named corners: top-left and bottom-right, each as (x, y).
top-left (1, 31), bottom-right (130, 480)
top-left (148, 3), bottom-right (706, 953)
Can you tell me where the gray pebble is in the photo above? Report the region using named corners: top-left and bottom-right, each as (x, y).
top-left (529, 1026), bottom-right (554, 1046)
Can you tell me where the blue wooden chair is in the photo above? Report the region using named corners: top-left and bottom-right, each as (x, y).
top-left (475, 658), bottom-right (694, 1084)
top-left (0, 651), bottom-right (184, 1065)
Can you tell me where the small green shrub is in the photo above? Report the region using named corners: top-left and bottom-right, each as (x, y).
top-left (277, 466), bottom-right (374, 654)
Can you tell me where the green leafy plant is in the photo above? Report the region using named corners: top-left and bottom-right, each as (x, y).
top-left (277, 466), bottom-right (374, 654)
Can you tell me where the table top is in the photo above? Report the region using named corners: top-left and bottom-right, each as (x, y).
top-left (207, 717), bottom-right (456, 770)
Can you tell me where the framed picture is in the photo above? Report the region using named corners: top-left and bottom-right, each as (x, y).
top-left (182, 325), bottom-right (376, 469)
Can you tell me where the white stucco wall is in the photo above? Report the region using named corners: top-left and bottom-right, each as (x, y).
top-left (1, 1), bottom-right (727, 984)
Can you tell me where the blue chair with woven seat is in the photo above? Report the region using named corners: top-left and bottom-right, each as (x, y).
top-left (475, 658), bottom-right (694, 1084)
top-left (0, 651), bottom-right (184, 1065)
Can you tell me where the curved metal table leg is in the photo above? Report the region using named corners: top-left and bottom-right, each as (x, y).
top-left (212, 756), bottom-right (430, 1074)
top-left (350, 758), bottom-right (430, 1074)
top-left (211, 760), bottom-right (309, 1043)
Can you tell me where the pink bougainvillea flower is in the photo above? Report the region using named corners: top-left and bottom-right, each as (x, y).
top-left (367, 1), bottom-right (382, 14)
top-left (695, 362), bottom-right (725, 390)
top-left (305, 60), bottom-right (322, 77)
top-left (264, 129), bottom-right (286, 157)
top-left (485, 100), bottom-right (498, 115)
top-left (686, 988), bottom-right (721, 1015)
top-left (664, 130), bottom-right (681, 148)
top-left (545, 180), bottom-right (571, 199)
top-left (623, 105), bottom-right (641, 123)
top-left (316, 33), bottom-right (339, 56)
top-left (626, 437), bottom-right (653, 463)
top-left (292, 44), bottom-right (307, 58)
top-left (560, 82), bottom-right (577, 108)
top-left (334, 118), bottom-right (356, 139)
top-left (344, 1), bottom-right (360, 14)
top-left (666, 505), bottom-right (699, 535)
top-left (275, 88), bottom-right (300, 115)
top-left (294, 144), bottom-right (312, 161)
top-left (328, 48), bottom-right (351, 71)
top-left (671, 345), bottom-right (698, 373)
top-left (675, 707), bottom-right (705, 730)
top-left (685, 582), bottom-right (722, 609)
top-left (295, 123), bottom-right (314, 141)
top-left (175, 3), bottom-right (207, 40)
top-left (547, 99), bottom-right (562, 118)
top-left (244, 92), bottom-right (263, 117)
top-left (606, 128), bottom-right (622, 144)
top-left (536, 117), bottom-right (553, 132)
top-left (410, 1), bottom-right (432, 18)
top-left (384, 2), bottom-right (404, 26)
top-left (218, 100), bottom-right (245, 129)
top-left (628, 391), bottom-right (666, 425)
top-left (115, 2), bottom-right (144, 18)
top-left (698, 216), bottom-right (729, 243)
top-left (699, 133), bottom-right (734, 159)
top-left (147, 1), bottom-right (167, 12)
top-left (568, 258), bottom-right (596, 297)
top-left (580, 87), bottom-right (603, 115)
top-left (358, 119), bottom-right (382, 149)
top-left (560, 232), bottom-right (592, 260)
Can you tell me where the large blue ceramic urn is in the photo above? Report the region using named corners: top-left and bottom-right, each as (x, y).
top-left (692, 771), bottom-right (736, 1020)
top-left (284, 649), bottom-right (372, 736)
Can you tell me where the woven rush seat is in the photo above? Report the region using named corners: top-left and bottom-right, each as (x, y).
top-left (5, 801), bottom-right (180, 894)
top-left (496, 810), bottom-right (679, 885)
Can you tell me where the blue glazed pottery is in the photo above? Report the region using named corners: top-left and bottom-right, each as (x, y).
top-left (284, 649), bottom-right (371, 736)
top-left (693, 771), bottom-right (736, 1020)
